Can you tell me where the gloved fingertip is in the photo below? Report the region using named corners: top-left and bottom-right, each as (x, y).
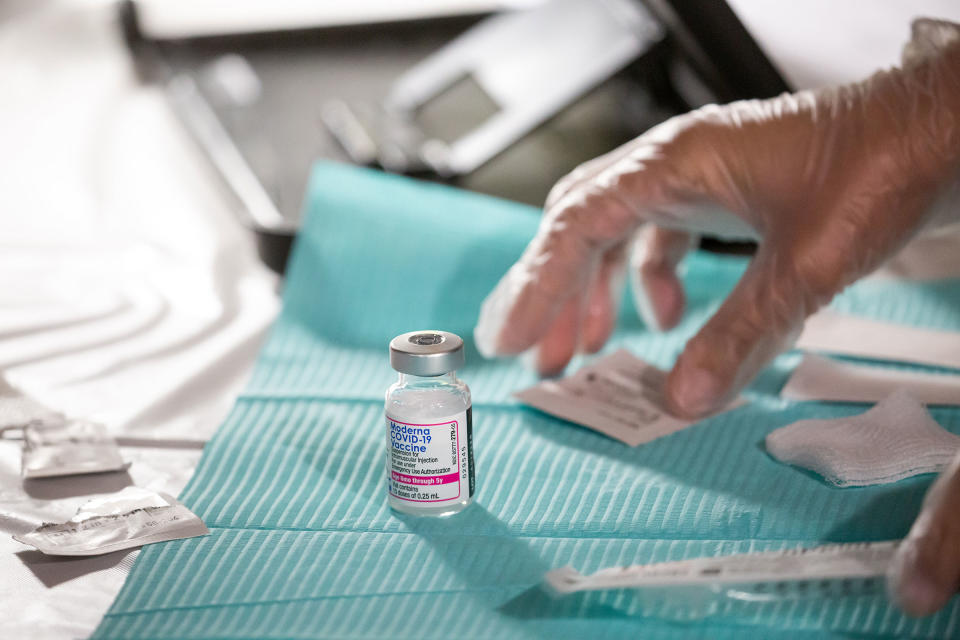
top-left (534, 327), bottom-right (577, 377)
top-left (888, 544), bottom-right (949, 617)
top-left (895, 573), bottom-right (944, 617)
top-left (887, 542), bottom-right (946, 616)
top-left (646, 270), bottom-right (686, 330)
top-left (473, 324), bottom-right (497, 359)
top-left (631, 266), bottom-right (685, 332)
top-left (582, 297), bottom-right (617, 354)
top-left (582, 336), bottom-right (607, 355)
top-left (631, 279), bottom-right (661, 331)
top-left (474, 266), bottom-right (550, 357)
top-left (536, 358), bottom-right (571, 379)
top-left (665, 365), bottom-right (724, 418)
top-left (523, 344), bottom-right (569, 378)
top-left (474, 285), bottom-right (510, 358)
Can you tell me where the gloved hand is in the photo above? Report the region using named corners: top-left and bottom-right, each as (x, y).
top-left (475, 18), bottom-right (960, 418)
top-left (889, 449), bottom-right (960, 616)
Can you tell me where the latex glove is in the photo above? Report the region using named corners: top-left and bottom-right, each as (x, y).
top-left (888, 450), bottom-right (960, 616)
top-left (475, 19), bottom-right (960, 417)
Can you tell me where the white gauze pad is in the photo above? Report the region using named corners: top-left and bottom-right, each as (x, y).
top-left (766, 390), bottom-right (960, 487)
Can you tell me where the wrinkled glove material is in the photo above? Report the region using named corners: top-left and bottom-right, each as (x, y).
top-left (475, 19), bottom-right (960, 419)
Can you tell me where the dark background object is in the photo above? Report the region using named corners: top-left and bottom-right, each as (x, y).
top-left (120, 1), bottom-right (787, 273)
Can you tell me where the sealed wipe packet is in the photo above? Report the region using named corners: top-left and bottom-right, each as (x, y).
top-left (21, 420), bottom-right (127, 479)
top-left (0, 374), bottom-right (127, 478)
top-left (13, 486), bottom-right (209, 556)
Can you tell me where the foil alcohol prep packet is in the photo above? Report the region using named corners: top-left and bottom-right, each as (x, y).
top-left (21, 420), bottom-right (127, 479)
top-left (13, 486), bottom-right (209, 556)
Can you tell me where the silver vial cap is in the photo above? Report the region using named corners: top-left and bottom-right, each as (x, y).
top-left (390, 330), bottom-right (465, 376)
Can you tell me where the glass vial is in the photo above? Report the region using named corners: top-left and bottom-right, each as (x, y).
top-left (386, 330), bottom-right (474, 517)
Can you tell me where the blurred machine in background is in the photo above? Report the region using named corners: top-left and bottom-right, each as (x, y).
top-left (120, 0), bottom-right (789, 272)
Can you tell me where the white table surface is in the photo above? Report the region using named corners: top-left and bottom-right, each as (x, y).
top-left (0, 3), bottom-right (279, 637)
top-left (3, 1), bottom-right (960, 638)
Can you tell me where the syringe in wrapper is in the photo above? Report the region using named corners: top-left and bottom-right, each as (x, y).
top-left (545, 541), bottom-right (899, 619)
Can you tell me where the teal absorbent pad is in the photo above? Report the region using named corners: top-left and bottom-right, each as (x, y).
top-left (93, 162), bottom-right (960, 639)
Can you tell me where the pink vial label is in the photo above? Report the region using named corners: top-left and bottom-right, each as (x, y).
top-left (386, 413), bottom-right (467, 504)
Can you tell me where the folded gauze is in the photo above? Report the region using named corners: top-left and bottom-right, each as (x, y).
top-left (766, 390), bottom-right (960, 487)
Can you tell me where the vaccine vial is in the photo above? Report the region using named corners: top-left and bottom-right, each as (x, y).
top-left (386, 330), bottom-right (474, 517)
